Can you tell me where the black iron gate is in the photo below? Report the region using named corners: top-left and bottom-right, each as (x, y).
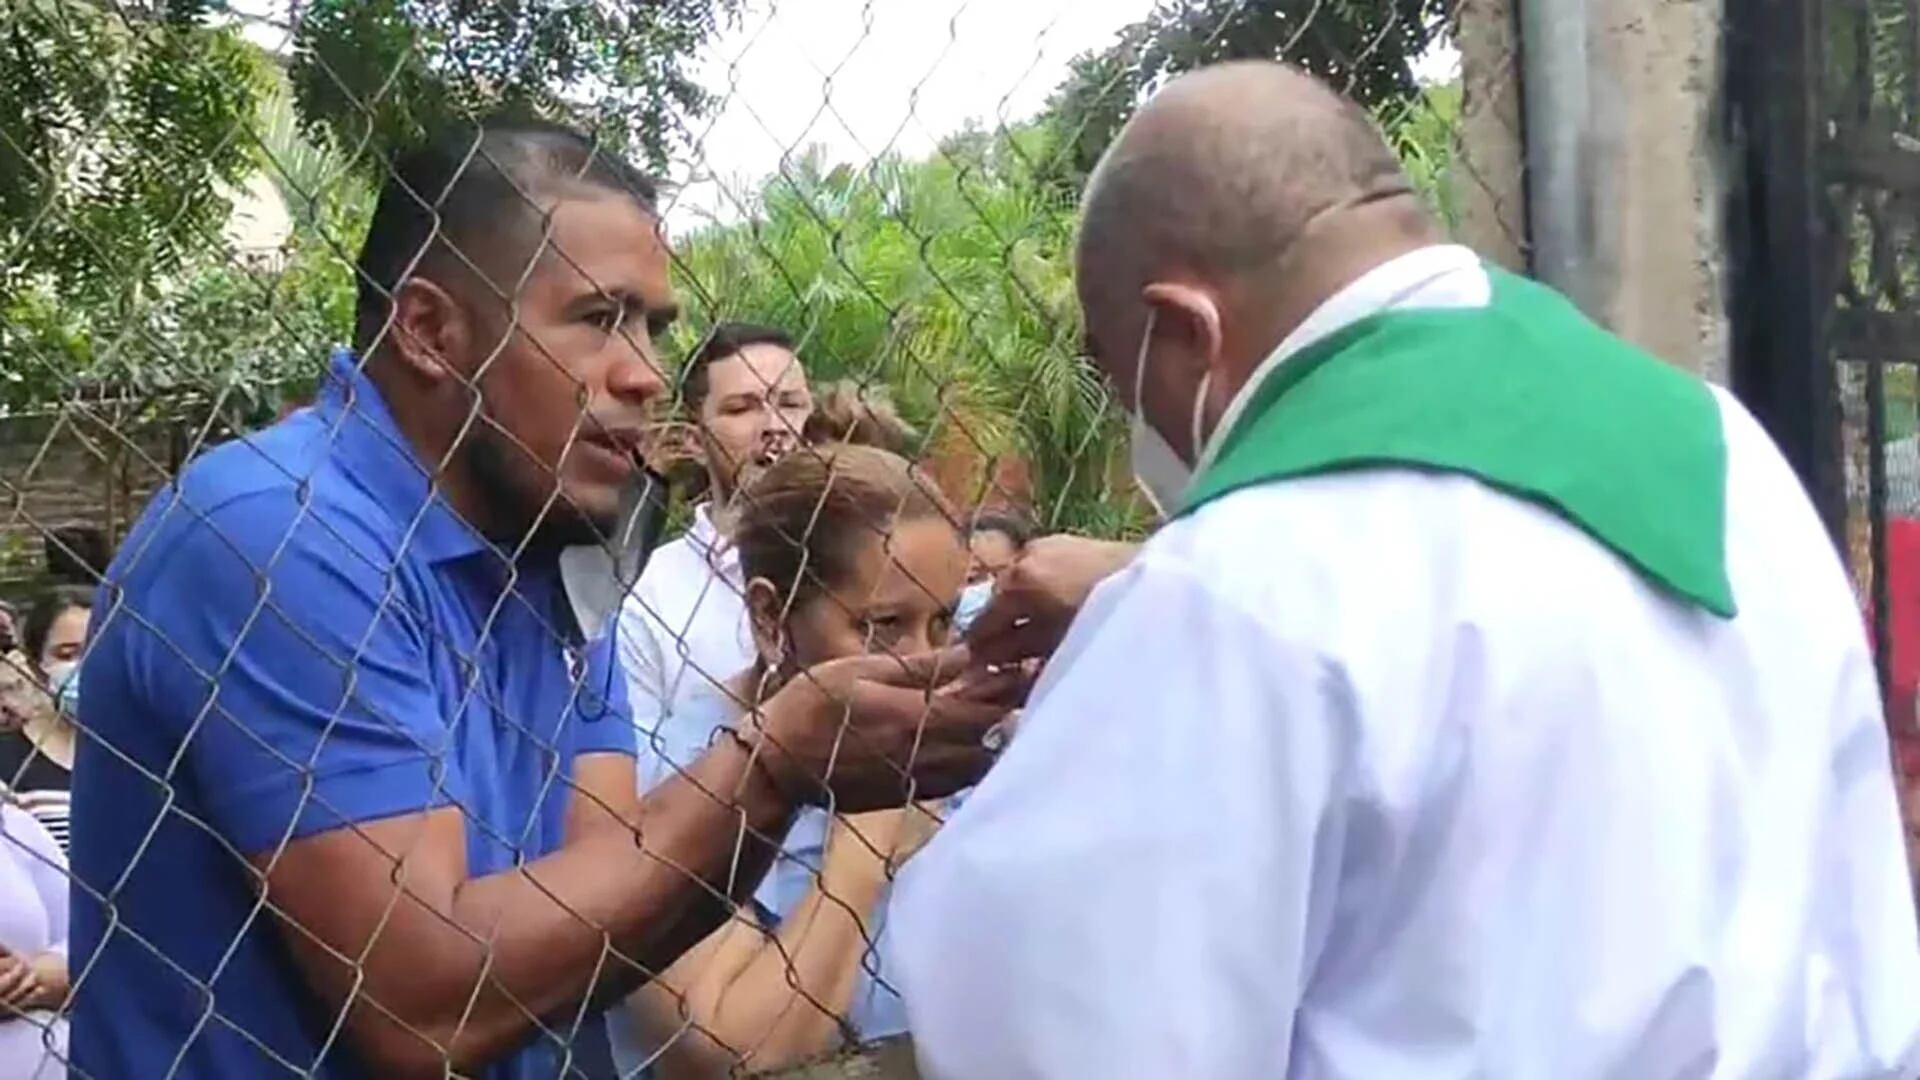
top-left (1731, 0), bottom-right (1920, 791)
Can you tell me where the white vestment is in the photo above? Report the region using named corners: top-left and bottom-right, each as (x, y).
top-left (888, 250), bottom-right (1920, 1078)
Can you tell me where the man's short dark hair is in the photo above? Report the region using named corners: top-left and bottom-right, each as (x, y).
top-left (679, 321), bottom-right (798, 414)
top-left (352, 115), bottom-right (660, 352)
top-left (46, 527), bottom-right (109, 586)
top-left (970, 510), bottom-right (1032, 549)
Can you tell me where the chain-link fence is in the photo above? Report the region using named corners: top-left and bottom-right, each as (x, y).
top-left (0, 1), bottom-right (1528, 1076)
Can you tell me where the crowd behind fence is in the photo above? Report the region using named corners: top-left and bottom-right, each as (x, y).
top-left (5, 1), bottom-right (1898, 1078)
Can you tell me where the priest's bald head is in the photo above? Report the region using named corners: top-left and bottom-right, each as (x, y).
top-left (1076, 61), bottom-right (1440, 467)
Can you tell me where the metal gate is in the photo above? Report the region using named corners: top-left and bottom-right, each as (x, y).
top-left (1730, 0), bottom-right (1920, 790)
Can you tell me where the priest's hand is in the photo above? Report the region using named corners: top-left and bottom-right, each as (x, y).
top-left (746, 647), bottom-right (1008, 814)
top-left (965, 535), bottom-right (1139, 666)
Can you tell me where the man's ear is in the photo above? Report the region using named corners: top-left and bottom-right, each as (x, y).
top-left (1139, 282), bottom-right (1224, 374)
top-left (1139, 281), bottom-right (1226, 458)
top-left (383, 276), bottom-right (474, 386)
top-left (745, 577), bottom-right (785, 667)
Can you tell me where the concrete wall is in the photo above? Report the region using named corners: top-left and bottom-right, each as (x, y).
top-left (1453, 0), bottom-right (1530, 274)
top-left (1594, 0), bottom-right (1730, 383)
top-left (221, 171), bottom-right (294, 267)
top-left (0, 410), bottom-right (189, 595)
top-left (1518, 0), bottom-right (1731, 382)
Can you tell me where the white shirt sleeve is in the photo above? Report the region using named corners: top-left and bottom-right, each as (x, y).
top-left (887, 556), bottom-right (1358, 1080)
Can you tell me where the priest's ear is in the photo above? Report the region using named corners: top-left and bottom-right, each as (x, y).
top-left (745, 577), bottom-right (787, 669)
top-left (1139, 282), bottom-right (1225, 376)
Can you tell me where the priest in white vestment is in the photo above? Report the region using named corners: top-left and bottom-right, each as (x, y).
top-left (888, 61), bottom-right (1920, 1078)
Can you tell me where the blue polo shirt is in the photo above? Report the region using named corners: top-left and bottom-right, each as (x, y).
top-left (71, 352), bottom-right (636, 1079)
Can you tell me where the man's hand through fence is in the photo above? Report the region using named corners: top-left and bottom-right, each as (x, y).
top-left (964, 535), bottom-right (1140, 667)
top-left (742, 648), bottom-right (1010, 813)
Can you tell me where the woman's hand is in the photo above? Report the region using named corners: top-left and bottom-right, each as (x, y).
top-left (750, 648), bottom-right (1008, 813)
top-left (0, 946), bottom-right (41, 1015)
top-left (24, 953), bottom-right (66, 1012)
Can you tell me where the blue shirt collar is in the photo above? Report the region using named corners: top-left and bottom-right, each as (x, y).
top-left (318, 349), bottom-right (490, 565)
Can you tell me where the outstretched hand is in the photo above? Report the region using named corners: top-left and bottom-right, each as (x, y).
top-left (964, 535), bottom-right (1139, 667)
top-left (749, 647), bottom-right (1011, 814)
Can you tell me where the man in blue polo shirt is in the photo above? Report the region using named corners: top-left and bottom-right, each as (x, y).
top-left (70, 117), bottom-right (1008, 1079)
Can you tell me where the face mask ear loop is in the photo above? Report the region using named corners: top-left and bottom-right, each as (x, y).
top-left (1190, 369), bottom-right (1214, 465)
top-left (1131, 307), bottom-right (1160, 420)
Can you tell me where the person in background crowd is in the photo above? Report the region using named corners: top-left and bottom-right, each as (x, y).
top-left (70, 117), bottom-right (1008, 1079)
top-left (41, 533), bottom-right (106, 591)
top-left (803, 379), bottom-right (920, 457)
top-left (0, 590), bottom-right (87, 855)
top-left (892, 61), bottom-right (1920, 1076)
top-left (609, 349), bottom-right (924, 741)
top-left (0, 801), bottom-right (69, 1079)
top-left (965, 512), bottom-right (1030, 585)
top-left (611, 444), bottom-right (975, 1078)
top-left (0, 603), bottom-right (34, 735)
top-left (616, 323), bottom-right (815, 737)
top-left (954, 511), bottom-right (1032, 635)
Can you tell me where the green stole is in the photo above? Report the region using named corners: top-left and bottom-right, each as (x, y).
top-left (1177, 265), bottom-right (1737, 618)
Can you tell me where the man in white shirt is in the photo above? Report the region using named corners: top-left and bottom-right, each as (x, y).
top-left (890, 61), bottom-right (1920, 1077)
top-left (617, 323), bottom-right (815, 731)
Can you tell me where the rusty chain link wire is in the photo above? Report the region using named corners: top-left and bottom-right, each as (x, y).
top-left (0, 1), bottom-right (1528, 1076)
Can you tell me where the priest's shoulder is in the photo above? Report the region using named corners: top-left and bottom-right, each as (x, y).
top-left (1145, 473), bottom-right (1438, 606)
top-left (1147, 468), bottom-right (1614, 639)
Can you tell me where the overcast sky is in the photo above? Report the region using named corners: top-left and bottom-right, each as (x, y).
top-left (661, 0), bottom-right (1157, 232)
top-left (231, 1), bottom-right (1455, 235)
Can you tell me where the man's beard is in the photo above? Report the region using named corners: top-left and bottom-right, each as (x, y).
top-left (465, 425), bottom-right (614, 552)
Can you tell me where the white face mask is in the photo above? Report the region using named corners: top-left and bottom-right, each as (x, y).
top-left (1127, 308), bottom-right (1213, 518)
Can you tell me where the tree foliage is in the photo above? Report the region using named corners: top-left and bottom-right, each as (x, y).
top-left (671, 126), bottom-right (1148, 537)
top-left (0, 0), bottom-right (1469, 547)
top-left (1, 88), bottom-right (363, 417)
top-left (290, 0), bottom-right (741, 177)
top-left (0, 0), bottom-right (271, 309)
top-left (1, 0), bottom-right (731, 413)
top-left (671, 74), bottom-right (1467, 534)
top-left (1045, 0), bottom-right (1454, 187)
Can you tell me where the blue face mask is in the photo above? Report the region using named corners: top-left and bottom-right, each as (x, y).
top-left (954, 580), bottom-right (994, 635)
top-left (43, 661), bottom-right (79, 717)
